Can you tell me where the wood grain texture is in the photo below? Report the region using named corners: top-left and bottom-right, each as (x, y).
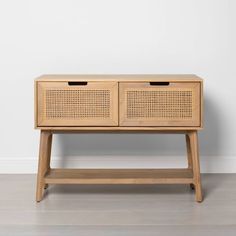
top-left (0, 174), bottom-right (236, 236)
top-left (1, 225), bottom-right (236, 236)
top-left (44, 168), bottom-right (193, 184)
top-left (35, 75), bottom-right (203, 130)
top-left (37, 126), bottom-right (203, 131)
top-left (34, 75), bottom-right (203, 202)
top-left (188, 131), bottom-right (203, 202)
top-left (119, 82), bottom-right (201, 127)
top-left (35, 131), bottom-right (202, 202)
top-left (35, 74), bottom-right (203, 82)
top-left (36, 131), bottom-right (52, 202)
top-left (185, 134), bottom-right (192, 169)
top-left (37, 81), bottom-right (118, 127)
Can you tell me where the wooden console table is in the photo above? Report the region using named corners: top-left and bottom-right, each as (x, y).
top-left (35, 75), bottom-right (203, 202)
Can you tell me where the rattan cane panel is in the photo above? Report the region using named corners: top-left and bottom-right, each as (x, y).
top-left (126, 90), bottom-right (193, 120)
top-left (45, 89), bottom-right (110, 119)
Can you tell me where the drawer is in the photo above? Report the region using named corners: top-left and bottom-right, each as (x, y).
top-left (119, 82), bottom-right (201, 127)
top-left (36, 81), bottom-right (118, 126)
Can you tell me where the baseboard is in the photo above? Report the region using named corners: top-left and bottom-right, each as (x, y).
top-left (0, 155), bottom-right (235, 173)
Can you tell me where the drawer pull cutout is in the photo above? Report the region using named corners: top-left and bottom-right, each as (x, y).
top-left (68, 81), bottom-right (88, 86)
top-left (150, 82), bottom-right (170, 86)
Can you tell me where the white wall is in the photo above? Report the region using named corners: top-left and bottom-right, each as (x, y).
top-left (0, 0), bottom-right (235, 173)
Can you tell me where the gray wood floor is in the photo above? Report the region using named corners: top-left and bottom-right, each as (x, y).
top-left (0, 174), bottom-right (236, 235)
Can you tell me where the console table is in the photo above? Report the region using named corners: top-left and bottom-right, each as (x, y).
top-left (35, 75), bottom-right (203, 202)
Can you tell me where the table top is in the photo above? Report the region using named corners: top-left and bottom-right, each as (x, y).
top-left (35, 74), bottom-right (203, 82)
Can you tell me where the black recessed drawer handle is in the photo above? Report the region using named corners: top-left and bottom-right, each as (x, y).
top-left (150, 82), bottom-right (170, 86)
top-left (68, 82), bottom-right (88, 86)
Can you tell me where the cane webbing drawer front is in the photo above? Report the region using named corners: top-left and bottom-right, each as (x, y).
top-left (36, 82), bottom-right (118, 126)
top-left (119, 82), bottom-right (201, 127)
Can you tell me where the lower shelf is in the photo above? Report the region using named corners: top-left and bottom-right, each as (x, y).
top-left (44, 168), bottom-right (193, 184)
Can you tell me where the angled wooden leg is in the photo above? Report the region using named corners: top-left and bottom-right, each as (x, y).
top-left (44, 133), bottom-right (52, 190)
top-left (36, 131), bottom-right (52, 202)
top-left (185, 134), bottom-right (194, 190)
top-left (188, 131), bottom-right (203, 202)
top-left (185, 134), bottom-right (192, 169)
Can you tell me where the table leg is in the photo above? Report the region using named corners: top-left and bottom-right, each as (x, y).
top-left (188, 131), bottom-right (203, 202)
top-left (185, 134), bottom-right (195, 190)
top-left (36, 131), bottom-right (52, 202)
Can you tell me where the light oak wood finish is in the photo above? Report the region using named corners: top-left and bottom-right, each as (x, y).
top-left (186, 134), bottom-right (195, 190)
top-left (44, 132), bottom-right (52, 190)
top-left (45, 168), bottom-right (193, 185)
top-left (35, 74), bottom-right (203, 130)
top-left (35, 130), bottom-right (201, 201)
top-left (188, 131), bottom-right (203, 202)
top-left (35, 74), bottom-right (203, 82)
top-left (39, 126), bottom-right (203, 131)
top-left (37, 81), bottom-right (118, 127)
top-left (185, 134), bottom-right (192, 169)
top-left (36, 131), bottom-right (52, 202)
top-left (119, 82), bottom-right (201, 127)
top-left (35, 75), bottom-right (203, 202)
top-left (1, 174), bottom-right (236, 235)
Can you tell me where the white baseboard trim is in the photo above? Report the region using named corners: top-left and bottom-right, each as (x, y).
top-left (0, 155), bottom-right (235, 173)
